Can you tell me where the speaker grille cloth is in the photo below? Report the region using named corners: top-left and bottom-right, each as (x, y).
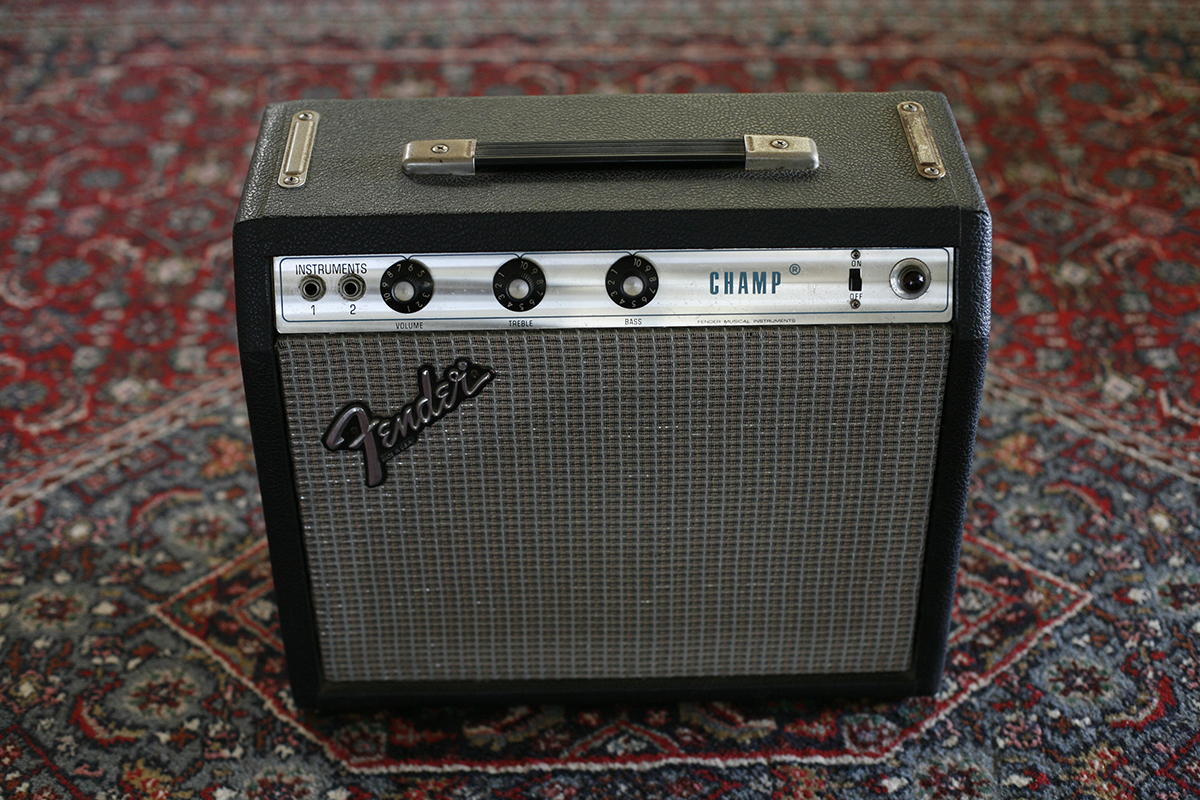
top-left (277, 325), bottom-right (951, 683)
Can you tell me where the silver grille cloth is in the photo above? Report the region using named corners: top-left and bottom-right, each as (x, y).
top-left (276, 325), bottom-right (951, 683)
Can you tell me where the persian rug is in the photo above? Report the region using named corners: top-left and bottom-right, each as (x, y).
top-left (1, 1), bottom-right (1198, 797)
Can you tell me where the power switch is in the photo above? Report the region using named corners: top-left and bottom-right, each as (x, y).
top-left (849, 268), bottom-right (863, 292)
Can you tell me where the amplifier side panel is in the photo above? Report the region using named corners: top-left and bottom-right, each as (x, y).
top-left (911, 206), bottom-right (992, 693)
top-left (277, 324), bottom-right (951, 685)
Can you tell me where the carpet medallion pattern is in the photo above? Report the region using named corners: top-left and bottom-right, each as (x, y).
top-left (1, 1), bottom-right (1199, 797)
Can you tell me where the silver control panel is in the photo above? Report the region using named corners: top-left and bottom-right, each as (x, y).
top-left (274, 248), bottom-right (953, 333)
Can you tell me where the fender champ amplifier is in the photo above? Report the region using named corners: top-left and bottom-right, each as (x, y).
top-left (233, 93), bottom-right (990, 711)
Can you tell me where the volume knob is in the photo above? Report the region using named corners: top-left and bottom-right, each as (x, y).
top-left (380, 259), bottom-right (434, 313)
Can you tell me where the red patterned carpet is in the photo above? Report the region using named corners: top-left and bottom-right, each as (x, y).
top-left (1, 2), bottom-right (1199, 797)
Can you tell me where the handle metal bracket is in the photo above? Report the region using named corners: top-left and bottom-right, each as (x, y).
top-left (402, 139), bottom-right (478, 176)
top-left (743, 135), bottom-right (818, 171)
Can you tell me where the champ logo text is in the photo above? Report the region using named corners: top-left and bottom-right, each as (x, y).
top-left (710, 270), bottom-right (783, 294)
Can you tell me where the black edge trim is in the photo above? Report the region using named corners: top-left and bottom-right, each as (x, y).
top-left (233, 220), bottom-right (322, 707)
top-left (229, 208), bottom-right (961, 259)
top-left (911, 208), bottom-right (992, 693)
top-left (313, 672), bottom-right (919, 712)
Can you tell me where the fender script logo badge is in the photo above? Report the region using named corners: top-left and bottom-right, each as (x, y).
top-left (322, 358), bottom-right (495, 487)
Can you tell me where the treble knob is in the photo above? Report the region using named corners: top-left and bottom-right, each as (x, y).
top-left (493, 257), bottom-right (547, 312)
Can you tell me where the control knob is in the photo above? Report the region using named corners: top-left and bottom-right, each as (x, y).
top-left (606, 255), bottom-right (658, 309)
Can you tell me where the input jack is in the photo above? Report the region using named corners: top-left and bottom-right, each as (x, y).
top-left (298, 275), bottom-right (326, 302)
top-left (889, 259), bottom-right (931, 300)
top-left (338, 273), bottom-right (367, 301)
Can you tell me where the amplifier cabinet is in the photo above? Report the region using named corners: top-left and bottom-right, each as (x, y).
top-left (233, 92), bottom-right (990, 711)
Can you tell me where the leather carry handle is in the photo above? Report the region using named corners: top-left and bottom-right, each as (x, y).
top-left (401, 135), bottom-right (818, 175)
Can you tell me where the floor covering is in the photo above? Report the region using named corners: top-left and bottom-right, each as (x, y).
top-left (1, 2), bottom-right (1198, 797)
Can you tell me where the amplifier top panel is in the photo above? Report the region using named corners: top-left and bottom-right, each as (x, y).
top-left (236, 92), bottom-right (988, 226)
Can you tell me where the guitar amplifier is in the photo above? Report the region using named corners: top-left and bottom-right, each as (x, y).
top-left (233, 92), bottom-right (990, 711)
